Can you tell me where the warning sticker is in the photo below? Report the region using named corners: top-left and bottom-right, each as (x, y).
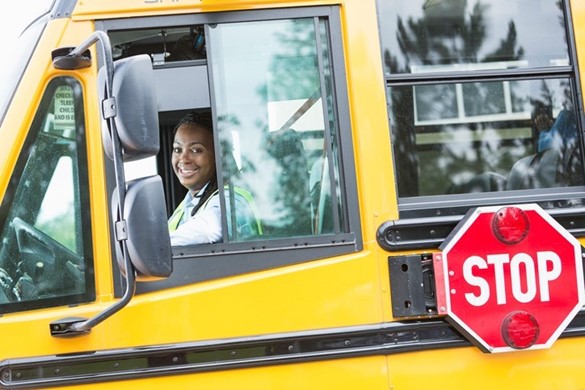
top-left (53, 86), bottom-right (75, 131)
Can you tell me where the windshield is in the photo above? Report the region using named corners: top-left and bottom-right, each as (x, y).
top-left (0, 0), bottom-right (54, 125)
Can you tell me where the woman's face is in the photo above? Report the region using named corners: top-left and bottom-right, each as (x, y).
top-left (172, 123), bottom-right (216, 193)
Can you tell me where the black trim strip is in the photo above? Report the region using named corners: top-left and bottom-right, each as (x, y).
top-left (378, 205), bottom-right (585, 250)
top-left (2, 311), bottom-right (585, 388)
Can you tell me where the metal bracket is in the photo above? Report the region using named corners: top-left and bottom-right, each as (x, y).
top-left (115, 220), bottom-right (128, 241)
top-left (102, 96), bottom-right (117, 119)
top-left (49, 31), bottom-right (137, 337)
top-left (49, 317), bottom-right (91, 337)
top-left (388, 254), bottom-right (437, 317)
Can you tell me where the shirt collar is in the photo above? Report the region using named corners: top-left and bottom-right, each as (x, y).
top-left (185, 182), bottom-right (210, 206)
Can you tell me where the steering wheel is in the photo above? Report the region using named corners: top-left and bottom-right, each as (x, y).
top-left (12, 217), bottom-right (85, 300)
top-left (0, 268), bottom-right (15, 303)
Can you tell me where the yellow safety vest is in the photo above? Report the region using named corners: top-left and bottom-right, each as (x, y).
top-left (168, 187), bottom-right (263, 237)
top-left (168, 199), bottom-right (187, 232)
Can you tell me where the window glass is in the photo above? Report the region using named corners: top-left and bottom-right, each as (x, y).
top-left (377, 0), bottom-right (569, 75)
top-left (36, 157), bottom-right (77, 251)
top-left (208, 17), bottom-right (345, 240)
top-left (379, 0), bottom-right (585, 205)
top-left (0, 78), bottom-right (94, 313)
top-left (391, 77), bottom-right (583, 197)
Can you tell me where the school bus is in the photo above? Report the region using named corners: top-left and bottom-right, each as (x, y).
top-left (1, 0), bottom-right (585, 388)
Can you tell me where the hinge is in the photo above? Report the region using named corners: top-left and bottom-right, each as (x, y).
top-left (115, 220), bottom-right (128, 241)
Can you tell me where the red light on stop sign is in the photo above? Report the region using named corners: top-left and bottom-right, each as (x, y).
top-left (501, 311), bottom-right (540, 349)
top-left (492, 206), bottom-right (530, 244)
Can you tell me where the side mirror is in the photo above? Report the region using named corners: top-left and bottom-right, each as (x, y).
top-left (50, 33), bottom-right (166, 336)
top-left (100, 54), bottom-right (160, 161)
top-left (112, 175), bottom-right (172, 280)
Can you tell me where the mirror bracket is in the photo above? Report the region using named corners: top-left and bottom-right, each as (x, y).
top-left (115, 220), bottom-right (128, 241)
top-left (102, 96), bottom-right (117, 119)
top-left (49, 317), bottom-right (91, 338)
top-left (50, 31), bottom-right (138, 337)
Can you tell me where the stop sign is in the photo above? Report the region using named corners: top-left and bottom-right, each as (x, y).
top-left (434, 203), bottom-right (585, 353)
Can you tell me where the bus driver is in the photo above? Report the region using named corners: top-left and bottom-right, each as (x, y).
top-left (167, 113), bottom-right (222, 246)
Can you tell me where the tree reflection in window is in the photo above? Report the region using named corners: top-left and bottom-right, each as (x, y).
top-left (377, 0), bottom-right (582, 198)
top-left (210, 17), bottom-right (345, 240)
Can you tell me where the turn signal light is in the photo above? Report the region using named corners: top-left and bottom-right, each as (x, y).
top-left (501, 311), bottom-right (540, 349)
top-left (492, 206), bottom-right (530, 244)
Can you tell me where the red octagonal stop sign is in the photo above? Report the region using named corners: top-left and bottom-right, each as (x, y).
top-left (434, 203), bottom-right (584, 353)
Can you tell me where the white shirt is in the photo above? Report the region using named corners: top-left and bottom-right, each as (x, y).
top-left (170, 185), bottom-right (222, 246)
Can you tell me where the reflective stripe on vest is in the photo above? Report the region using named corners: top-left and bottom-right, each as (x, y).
top-left (168, 199), bottom-right (186, 232)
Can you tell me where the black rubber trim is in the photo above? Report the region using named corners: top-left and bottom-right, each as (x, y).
top-left (377, 206), bottom-right (585, 251)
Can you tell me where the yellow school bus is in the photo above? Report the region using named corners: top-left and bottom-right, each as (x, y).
top-left (1, 0), bottom-right (585, 388)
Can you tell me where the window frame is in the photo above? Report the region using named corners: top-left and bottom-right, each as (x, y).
top-left (98, 6), bottom-right (362, 295)
top-left (376, 0), bottom-right (585, 249)
top-left (0, 76), bottom-right (95, 313)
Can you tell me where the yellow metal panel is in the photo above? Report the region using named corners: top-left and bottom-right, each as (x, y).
top-left (94, 248), bottom-right (380, 350)
top-left (341, 0), bottom-right (398, 240)
top-left (339, 0), bottom-right (398, 325)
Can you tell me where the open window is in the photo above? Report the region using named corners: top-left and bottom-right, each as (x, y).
top-left (100, 6), bottom-right (360, 291)
top-left (0, 77), bottom-right (94, 313)
top-left (376, 0), bottom-right (585, 249)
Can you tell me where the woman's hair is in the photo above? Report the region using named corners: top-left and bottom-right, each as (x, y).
top-left (174, 111), bottom-right (218, 216)
top-left (173, 111), bottom-right (213, 135)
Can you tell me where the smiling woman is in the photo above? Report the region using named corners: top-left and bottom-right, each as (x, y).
top-left (167, 112), bottom-right (222, 246)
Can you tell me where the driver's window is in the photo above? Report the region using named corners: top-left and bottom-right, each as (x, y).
top-left (0, 77), bottom-right (95, 313)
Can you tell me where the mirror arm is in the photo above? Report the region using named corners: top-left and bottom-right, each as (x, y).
top-left (50, 32), bottom-right (138, 337)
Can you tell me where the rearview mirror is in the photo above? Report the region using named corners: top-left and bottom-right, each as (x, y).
top-left (112, 175), bottom-right (172, 280)
top-left (100, 54), bottom-right (160, 161)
